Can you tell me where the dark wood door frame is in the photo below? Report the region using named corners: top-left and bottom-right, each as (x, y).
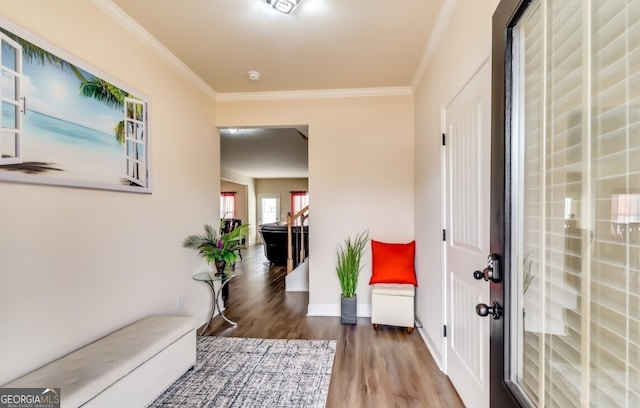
top-left (490, 0), bottom-right (533, 406)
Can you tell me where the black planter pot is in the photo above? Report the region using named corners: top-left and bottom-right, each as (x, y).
top-left (214, 260), bottom-right (226, 275)
top-left (341, 295), bottom-right (357, 325)
top-left (213, 260), bottom-right (229, 305)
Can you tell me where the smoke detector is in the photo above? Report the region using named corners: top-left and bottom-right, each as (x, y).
top-left (247, 71), bottom-right (261, 81)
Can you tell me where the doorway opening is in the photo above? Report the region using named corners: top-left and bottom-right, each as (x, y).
top-left (219, 125), bottom-right (310, 294)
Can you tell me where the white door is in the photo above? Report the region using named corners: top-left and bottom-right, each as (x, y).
top-left (258, 194), bottom-right (280, 225)
top-left (445, 61), bottom-right (491, 408)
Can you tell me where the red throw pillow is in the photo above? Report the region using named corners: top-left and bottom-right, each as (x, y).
top-left (369, 240), bottom-right (417, 286)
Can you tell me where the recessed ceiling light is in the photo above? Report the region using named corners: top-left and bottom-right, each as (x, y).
top-left (226, 128), bottom-right (240, 134)
top-left (264, 0), bottom-right (303, 15)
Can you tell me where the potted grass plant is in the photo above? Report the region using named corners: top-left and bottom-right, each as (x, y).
top-left (336, 230), bottom-right (369, 325)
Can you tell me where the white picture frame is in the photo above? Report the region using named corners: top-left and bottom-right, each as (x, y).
top-left (0, 16), bottom-right (152, 193)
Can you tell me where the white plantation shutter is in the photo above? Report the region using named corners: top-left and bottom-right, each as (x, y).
top-left (511, 0), bottom-right (640, 406)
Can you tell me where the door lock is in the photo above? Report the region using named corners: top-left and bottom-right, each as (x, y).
top-left (476, 301), bottom-right (503, 319)
top-left (472, 253), bottom-right (502, 283)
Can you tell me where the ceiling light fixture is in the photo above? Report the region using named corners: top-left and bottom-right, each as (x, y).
top-left (247, 71), bottom-right (261, 81)
top-left (264, 0), bottom-right (303, 15)
top-left (226, 128), bottom-right (240, 134)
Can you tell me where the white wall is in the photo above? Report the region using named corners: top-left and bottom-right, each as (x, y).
top-left (221, 180), bottom-right (248, 220)
top-left (0, 1), bottom-right (218, 384)
top-left (413, 0), bottom-right (499, 367)
top-left (216, 94), bottom-right (414, 316)
top-left (255, 178), bottom-right (309, 222)
top-left (0, 0), bottom-right (501, 386)
top-left (220, 167), bottom-right (257, 244)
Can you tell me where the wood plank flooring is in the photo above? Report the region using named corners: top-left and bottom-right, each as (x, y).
top-left (202, 245), bottom-right (464, 408)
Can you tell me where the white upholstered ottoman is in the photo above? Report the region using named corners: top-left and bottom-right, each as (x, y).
top-left (371, 283), bottom-right (415, 333)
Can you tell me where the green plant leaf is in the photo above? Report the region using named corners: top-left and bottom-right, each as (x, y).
top-left (336, 230), bottom-right (369, 297)
top-left (182, 223), bottom-right (249, 265)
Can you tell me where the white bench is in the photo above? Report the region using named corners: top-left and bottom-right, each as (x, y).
top-left (2, 315), bottom-right (196, 408)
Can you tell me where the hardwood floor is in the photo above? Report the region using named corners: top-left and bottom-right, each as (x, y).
top-left (202, 245), bottom-right (464, 408)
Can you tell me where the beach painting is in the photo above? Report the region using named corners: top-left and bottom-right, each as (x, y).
top-left (0, 19), bottom-right (151, 193)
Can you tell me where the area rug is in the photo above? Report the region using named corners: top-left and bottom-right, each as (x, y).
top-left (149, 336), bottom-right (337, 408)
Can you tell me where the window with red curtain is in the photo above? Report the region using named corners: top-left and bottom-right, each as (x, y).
top-left (290, 191), bottom-right (308, 225)
top-left (220, 192), bottom-right (236, 219)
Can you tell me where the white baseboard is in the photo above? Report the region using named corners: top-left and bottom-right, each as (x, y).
top-left (415, 317), bottom-right (445, 372)
top-left (195, 308), bottom-right (210, 328)
top-left (195, 302), bottom-right (222, 329)
top-left (307, 303), bottom-right (339, 316)
top-left (358, 304), bottom-right (371, 317)
top-left (307, 303), bottom-right (371, 317)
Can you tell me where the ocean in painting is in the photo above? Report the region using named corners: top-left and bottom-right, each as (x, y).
top-left (0, 23), bottom-right (146, 190)
top-left (25, 110), bottom-right (122, 154)
top-left (2, 108), bottom-right (126, 185)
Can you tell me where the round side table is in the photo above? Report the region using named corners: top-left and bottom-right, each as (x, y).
top-left (192, 272), bottom-right (237, 334)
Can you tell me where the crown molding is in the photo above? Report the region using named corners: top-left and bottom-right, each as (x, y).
top-left (216, 86), bottom-right (413, 102)
top-left (92, 0), bottom-right (417, 103)
top-left (91, 0), bottom-right (217, 101)
top-left (411, 0), bottom-right (458, 90)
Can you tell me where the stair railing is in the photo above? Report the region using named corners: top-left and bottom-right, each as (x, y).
top-left (287, 205), bottom-right (309, 273)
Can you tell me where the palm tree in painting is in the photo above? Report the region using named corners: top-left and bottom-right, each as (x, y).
top-left (1, 28), bottom-right (87, 82)
top-left (78, 77), bottom-right (144, 182)
top-left (1, 27), bottom-right (144, 183)
top-left (78, 77), bottom-right (128, 143)
top-left (2, 28), bottom-right (135, 146)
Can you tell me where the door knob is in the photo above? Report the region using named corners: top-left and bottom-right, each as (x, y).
top-left (476, 301), bottom-right (502, 319)
top-left (472, 254), bottom-right (502, 283)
